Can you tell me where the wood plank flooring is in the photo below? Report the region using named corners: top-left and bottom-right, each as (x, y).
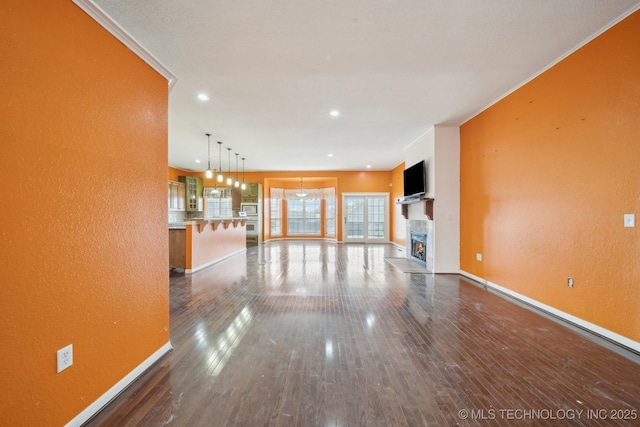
top-left (86, 240), bottom-right (640, 426)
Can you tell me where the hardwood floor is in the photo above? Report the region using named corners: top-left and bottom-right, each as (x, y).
top-left (86, 241), bottom-right (640, 426)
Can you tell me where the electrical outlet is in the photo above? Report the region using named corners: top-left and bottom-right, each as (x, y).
top-left (57, 344), bottom-right (73, 373)
top-left (476, 253), bottom-right (483, 261)
top-left (624, 214), bottom-right (635, 228)
top-left (568, 278), bottom-right (574, 288)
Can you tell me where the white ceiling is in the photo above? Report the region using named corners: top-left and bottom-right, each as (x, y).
top-left (92, 0), bottom-right (639, 172)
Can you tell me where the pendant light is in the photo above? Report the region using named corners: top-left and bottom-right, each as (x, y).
top-left (296, 177), bottom-right (307, 198)
top-left (241, 157), bottom-right (247, 190)
top-left (226, 148), bottom-right (233, 185)
top-left (212, 164), bottom-right (219, 194)
top-left (234, 153), bottom-right (240, 187)
top-left (205, 133), bottom-right (213, 179)
top-left (216, 142), bottom-right (224, 182)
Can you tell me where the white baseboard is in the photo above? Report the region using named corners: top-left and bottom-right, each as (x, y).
top-left (389, 241), bottom-right (406, 251)
top-left (65, 341), bottom-right (173, 427)
top-left (459, 270), bottom-right (640, 354)
top-left (186, 248), bottom-right (247, 274)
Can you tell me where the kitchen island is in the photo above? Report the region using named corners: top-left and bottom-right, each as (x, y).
top-left (169, 218), bottom-right (247, 273)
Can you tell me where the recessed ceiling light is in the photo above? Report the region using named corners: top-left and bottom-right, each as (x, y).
top-left (366, 165), bottom-right (371, 169)
top-left (195, 159), bottom-right (201, 163)
top-left (329, 110), bottom-right (340, 117)
top-left (197, 93), bottom-right (210, 101)
top-left (328, 153), bottom-right (334, 157)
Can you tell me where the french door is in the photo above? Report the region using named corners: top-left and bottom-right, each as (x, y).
top-left (342, 193), bottom-right (389, 243)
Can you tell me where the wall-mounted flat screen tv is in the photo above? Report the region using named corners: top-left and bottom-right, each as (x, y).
top-left (403, 160), bottom-right (426, 199)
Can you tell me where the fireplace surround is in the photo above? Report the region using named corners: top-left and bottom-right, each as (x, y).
top-left (410, 232), bottom-right (427, 266)
top-left (406, 218), bottom-right (433, 271)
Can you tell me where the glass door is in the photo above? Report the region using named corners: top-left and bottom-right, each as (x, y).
top-left (343, 193), bottom-right (389, 243)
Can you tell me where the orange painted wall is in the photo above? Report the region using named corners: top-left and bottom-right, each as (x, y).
top-left (0, 1), bottom-right (169, 425)
top-left (390, 162), bottom-right (406, 246)
top-left (460, 11), bottom-right (640, 342)
top-left (169, 166), bottom-right (184, 181)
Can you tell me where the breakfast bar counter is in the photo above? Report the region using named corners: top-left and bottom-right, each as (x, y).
top-left (169, 218), bottom-right (247, 273)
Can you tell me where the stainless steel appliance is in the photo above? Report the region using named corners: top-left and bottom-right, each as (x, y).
top-left (240, 185), bottom-right (262, 246)
top-left (240, 203), bottom-right (258, 215)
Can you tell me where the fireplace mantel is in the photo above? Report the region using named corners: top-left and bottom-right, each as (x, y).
top-left (397, 197), bottom-right (434, 220)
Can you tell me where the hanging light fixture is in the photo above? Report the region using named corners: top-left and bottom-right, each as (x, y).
top-left (212, 162), bottom-right (219, 194)
top-left (226, 148), bottom-right (233, 185)
top-left (296, 177), bottom-right (307, 198)
top-left (216, 141), bottom-right (224, 182)
top-left (205, 133), bottom-right (213, 179)
top-left (234, 153), bottom-right (240, 187)
top-left (241, 157), bottom-right (247, 190)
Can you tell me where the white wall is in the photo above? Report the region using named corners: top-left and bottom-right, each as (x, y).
top-left (405, 127), bottom-right (435, 198)
top-left (403, 125), bottom-right (460, 273)
top-left (433, 126), bottom-right (460, 273)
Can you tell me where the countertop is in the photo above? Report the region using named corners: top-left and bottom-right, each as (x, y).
top-left (169, 217), bottom-right (246, 230)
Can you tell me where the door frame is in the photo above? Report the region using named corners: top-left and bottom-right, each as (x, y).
top-left (341, 192), bottom-right (390, 243)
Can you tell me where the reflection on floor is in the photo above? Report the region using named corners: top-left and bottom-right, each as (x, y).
top-left (88, 240), bottom-right (640, 426)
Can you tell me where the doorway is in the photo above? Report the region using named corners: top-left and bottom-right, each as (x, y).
top-left (342, 193), bottom-right (389, 243)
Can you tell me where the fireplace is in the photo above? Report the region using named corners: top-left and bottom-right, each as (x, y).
top-left (410, 232), bottom-right (427, 266)
top-left (406, 218), bottom-right (432, 271)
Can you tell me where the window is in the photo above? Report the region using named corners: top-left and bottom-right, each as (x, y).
top-left (346, 197), bottom-right (364, 238)
top-left (367, 197), bottom-right (385, 238)
top-left (325, 198), bottom-right (336, 236)
top-left (287, 198), bottom-right (321, 235)
top-left (204, 188), bottom-right (233, 218)
top-left (270, 186), bottom-right (336, 238)
top-left (270, 198), bottom-right (282, 236)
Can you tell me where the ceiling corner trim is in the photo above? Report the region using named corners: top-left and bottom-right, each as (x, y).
top-left (403, 126), bottom-right (435, 152)
top-left (459, 3), bottom-right (640, 127)
top-left (72, 0), bottom-right (178, 91)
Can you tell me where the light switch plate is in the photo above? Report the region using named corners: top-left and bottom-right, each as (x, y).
top-left (624, 214), bottom-right (635, 228)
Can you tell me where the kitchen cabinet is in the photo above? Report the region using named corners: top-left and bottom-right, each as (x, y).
top-left (168, 181), bottom-right (185, 211)
top-left (178, 176), bottom-right (203, 212)
top-left (169, 229), bottom-right (186, 269)
top-left (232, 186), bottom-right (241, 210)
top-left (241, 183), bottom-right (260, 203)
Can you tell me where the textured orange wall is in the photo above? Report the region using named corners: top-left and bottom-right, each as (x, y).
top-left (0, 1), bottom-right (169, 425)
top-left (169, 167), bottom-right (204, 182)
top-left (390, 162), bottom-right (406, 245)
top-left (169, 166), bottom-right (184, 181)
top-left (460, 11), bottom-right (640, 342)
